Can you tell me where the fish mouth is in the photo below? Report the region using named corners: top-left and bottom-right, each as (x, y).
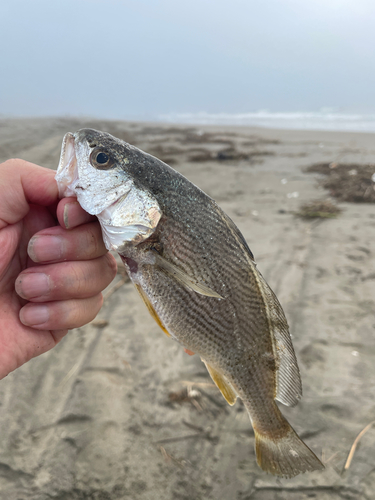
top-left (55, 132), bottom-right (78, 198)
top-left (55, 132), bottom-right (130, 215)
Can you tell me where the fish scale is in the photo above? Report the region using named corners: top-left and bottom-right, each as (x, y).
top-left (55, 128), bottom-right (324, 478)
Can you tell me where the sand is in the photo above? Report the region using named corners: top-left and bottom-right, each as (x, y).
top-left (0, 117), bottom-right (374, 500)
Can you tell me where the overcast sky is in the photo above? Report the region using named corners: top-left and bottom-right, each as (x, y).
top-left (1, 0), bottom-right (374, 119)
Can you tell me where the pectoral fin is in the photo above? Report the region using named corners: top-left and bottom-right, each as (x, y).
top-left (155, 254), bottom-right (223, 299)
top-left (135, 284), bottom-right (171, 337)
top-left (202, 359), bottom-right (237, 406)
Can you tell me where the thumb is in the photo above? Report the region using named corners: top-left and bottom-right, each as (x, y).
top-left (0, 159), bottom-right (58, 228)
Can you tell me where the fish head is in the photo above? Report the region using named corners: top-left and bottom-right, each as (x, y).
top-left (55, 128), bottom-right (162, 252)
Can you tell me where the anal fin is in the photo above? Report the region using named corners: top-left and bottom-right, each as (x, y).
top-left (135, 284), bottom-right (171, 338)
top-left (202, 359), bottom-right (237, 406)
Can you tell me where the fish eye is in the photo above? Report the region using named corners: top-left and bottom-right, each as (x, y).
top-left (96, 152), bottom-right (109, 164)
top-left (89, 148), bottom-right (115, 170)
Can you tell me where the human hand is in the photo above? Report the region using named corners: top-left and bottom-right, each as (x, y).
top-left (0, 159), bottom-right (117, 379)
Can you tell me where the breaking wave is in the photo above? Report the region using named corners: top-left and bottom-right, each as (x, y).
top-left (158, 111), bottom-right (375, 133)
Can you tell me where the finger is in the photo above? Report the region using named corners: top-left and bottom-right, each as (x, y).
top-left (50, 329), bottom-right (69, 344)
top-left (56, 197), bottom-right (96, 229)
top-left (19, 294), bottom-right (104, 330)
top-left (20, 205), bottom-right (58, 270)
top-left (0, 159), bottom-right (58, 228)
top-left (28, 221), bottom-right (107, 263)
top-left (16, 253), bottom-right (117, 302)
top-left (0, 327), bottom-right (69, 379)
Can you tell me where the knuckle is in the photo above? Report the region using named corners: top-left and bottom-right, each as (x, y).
top-left (62, 262), bottom-right (86, 296)
top-left (96, 293), bottom-right (104, 311)
top-left (83, 294), bottom-right (102, 324)
top-left (104, 253), bottom-right (118, 278)
top-left (1, 158), bottom-right (23, 170)
top-left (68, 305), bottom-right (83, 327)
top-left (71, 265), bottom-right (86, 295)
top-left (71, 295), bottom-right (103, 328)
top-left (84, 225), bottom-right (100, 258)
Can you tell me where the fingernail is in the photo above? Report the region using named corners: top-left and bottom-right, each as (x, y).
top-left (20, 305), bottom-right (50, 326)
top-left (62, 201), bottom-right (89, 229)
top-left (63, 202), bottom-right (79, 229)
top-left (28, 235), bottom-right (64, 262)
top-left (15, 273), bottom-right (50, 299)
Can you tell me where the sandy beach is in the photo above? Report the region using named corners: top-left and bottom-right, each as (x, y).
top-left (0, 117), bottom-right (374, 500)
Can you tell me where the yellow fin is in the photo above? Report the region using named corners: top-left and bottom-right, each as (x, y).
top-left (254, 423), bottom-right (325, 477)
top-left (135, 284), bottom-right (171, 337)
top-left (202, 360), bottom-right (237, 406)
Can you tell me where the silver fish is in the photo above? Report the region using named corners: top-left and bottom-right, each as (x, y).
top-left (56, 129), bottom-right (324, 477)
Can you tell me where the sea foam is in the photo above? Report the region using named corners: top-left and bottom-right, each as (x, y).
top-left (159, 111), bottom-right (375, 133)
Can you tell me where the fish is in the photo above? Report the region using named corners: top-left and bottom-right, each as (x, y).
top-left (55, 128), bottom-right (324, 478)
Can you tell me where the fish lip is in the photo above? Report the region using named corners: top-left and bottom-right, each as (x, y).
top-left (55, 132), bottom-right (78, 198)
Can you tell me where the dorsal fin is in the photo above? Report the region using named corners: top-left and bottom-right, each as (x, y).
top-left (256, 272), bottom-right (302, 407)
top-left (214, 204), bottom-right (301, 406)
top-left (219, 209), bottom-right (255, 261)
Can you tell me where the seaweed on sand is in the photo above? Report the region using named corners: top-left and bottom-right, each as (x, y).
top-left (296, 199), bottom-right (342, 219)
top-left (305, 162), bottom-right (375, 203)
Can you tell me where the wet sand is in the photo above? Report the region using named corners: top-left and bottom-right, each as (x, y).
top-left (0, 117), bottom-right (375, 500)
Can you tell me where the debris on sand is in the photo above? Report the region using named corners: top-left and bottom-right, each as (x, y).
top-left (296, 199), bottom-right (342, 219)
top-left (343, 420), bottom-right (375, 474)
top-left (90, 319), bottom-right (109, 328)
top-left (157, 445), bottom-right (187, 469)
top-left (168, 386), bottom-right (202, 406)
top-left (305, 163), bottom-right (375, 203)
top-left (188, 147), bottom-right (274, 163)
top-left (146, 144), bottom-right (185, 165)
top-left (102, 276), bottom-right (129, 303)
top-left (188, 148), bottom-right (247, 162)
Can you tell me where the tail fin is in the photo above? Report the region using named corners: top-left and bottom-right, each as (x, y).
top-left (255, 424), bottom-right (324, 478)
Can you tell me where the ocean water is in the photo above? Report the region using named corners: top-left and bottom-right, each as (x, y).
top-left (159, 111), bottom-right (375, 133)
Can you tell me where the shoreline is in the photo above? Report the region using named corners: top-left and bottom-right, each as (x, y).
top-left (2, 114), bottom-right (375, 135)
